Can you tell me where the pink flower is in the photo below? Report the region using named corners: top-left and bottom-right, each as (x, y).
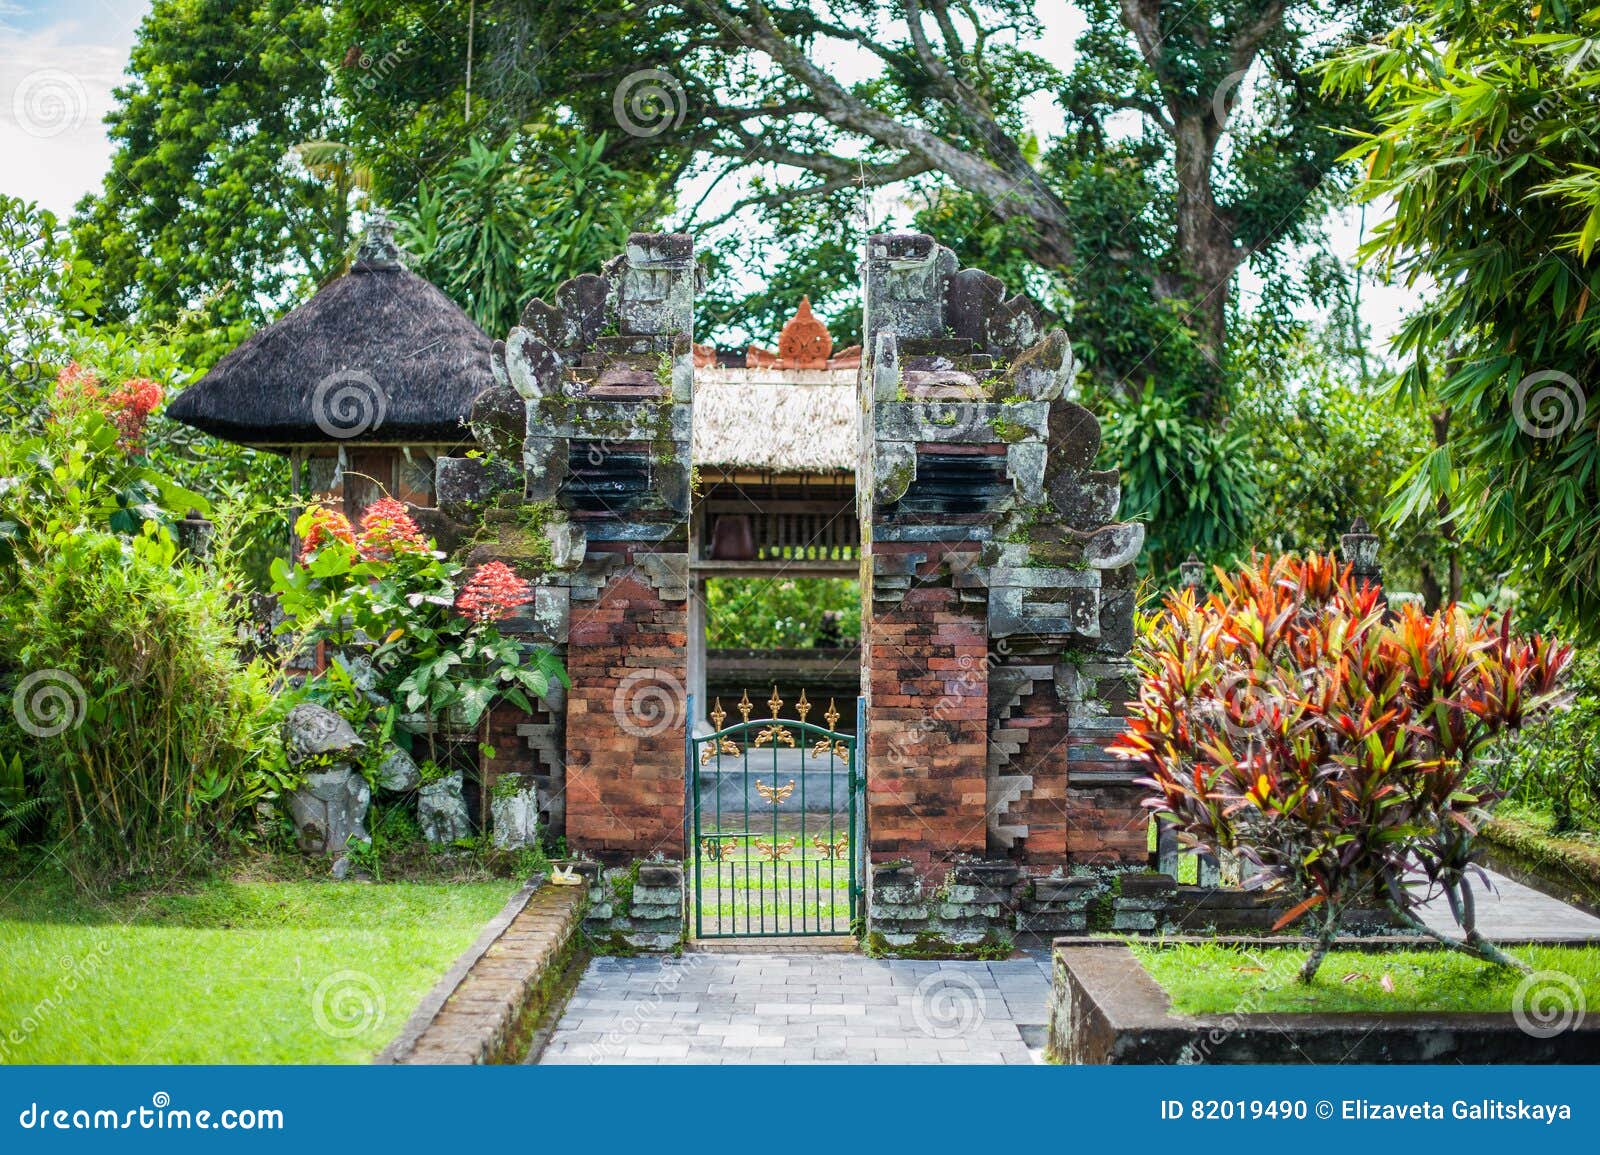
top-left (105, 377), bottom-right (163, 450)
top-left (357, 497), bottom-right (428, 561)
top-left (456, 561), bottom-right (533, 624)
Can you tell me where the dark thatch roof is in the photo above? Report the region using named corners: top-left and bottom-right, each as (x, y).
top-left (165, 223), bottom-right (492, 446)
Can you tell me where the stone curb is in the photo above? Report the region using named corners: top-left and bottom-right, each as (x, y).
top-left (376, 877), bottom-right (585, 1064)
top-left (1048, 939), bottom-right (1600, 1063)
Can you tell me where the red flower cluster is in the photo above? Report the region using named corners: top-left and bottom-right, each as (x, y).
top-left (456, 561), bottom-right (533, 624)
top-left (50, 364), bottom-right (164, 450)
top-left (356, 497), bottom-right (428, 561)
top-left (105, 378), bottom-right (164, 450)
top-left (298, 504), bottom-right (356, 562)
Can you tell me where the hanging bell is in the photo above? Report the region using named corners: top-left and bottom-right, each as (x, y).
top-left (709, 514), bottom-right (757, 561)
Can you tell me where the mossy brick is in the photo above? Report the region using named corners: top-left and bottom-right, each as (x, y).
top-left (1111, 911), bottom-right (1158, 932)
top-left (631, 885), bottom-right (681, 906)
top-left (1032, 878), bottom-right (1096, 904)
top-left (874, 883), bottom-right (923, 904)
top-left (944, 884), bottom-right (1014, 905)
top-left (938, 902), bottom-right (1003, 920)
top-left (1117, 873), bottom-right (1178, 899)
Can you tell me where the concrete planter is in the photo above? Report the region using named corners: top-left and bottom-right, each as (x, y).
top-left (1048, 937), bottom-right (1600, 1064)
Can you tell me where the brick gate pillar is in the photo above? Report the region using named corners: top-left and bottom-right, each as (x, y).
top-left (858, 233), bottom-right (1146, 923)
top-left (439, 233), bottom-right (695, 865)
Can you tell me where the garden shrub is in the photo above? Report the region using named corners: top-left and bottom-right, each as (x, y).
top-left (1113, 553), bottom-right (1570, 981)
top-left (0, 366), bottom-right (278, 883)
top-left (271, 500), bottom-right (566, 771)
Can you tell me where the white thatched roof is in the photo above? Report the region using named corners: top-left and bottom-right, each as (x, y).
top-left (692, 369), bottom-right (856, 472)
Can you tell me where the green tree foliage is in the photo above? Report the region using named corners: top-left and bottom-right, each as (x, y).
top-left (706, 580), bottom-right (862, 650)
top-left (486, 0), bottom-right (1391, 401)
top-left (1235, 323), bottom-right (1479, 603)
top-left (0, 197), bottom-right (100, 405)
top-left (3, 198), bottom-right (291, 586)
top-left (72, 0), bottom-right (350, 369)
top-left (397, 133), bottom-right (665, 336)
top-left (1325, 0), bottom-right (1600, 636)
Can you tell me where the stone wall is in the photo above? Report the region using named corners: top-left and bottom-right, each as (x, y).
top-left (565, 566), bottom-right (688, 861)
top-left (870, 864), bottom-right (1396, 950)
top-left (436, 233), bottom-right (696, 865)
top-left (864, 545), bottom-right (988, 873)
top-left (577, 860), bottom-right (685, 953)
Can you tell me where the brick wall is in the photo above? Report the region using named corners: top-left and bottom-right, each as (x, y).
top-left (1060, 660), bottom-right (1146, 864)
top-left (995, 678), bottom-right (1072, 863)
top-left (564, 559), bottom-right (688, 863)
top-left (865, 544), bottom-right (988, 877)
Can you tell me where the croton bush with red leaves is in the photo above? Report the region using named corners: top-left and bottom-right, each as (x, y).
top-left (1111, 553), bottom-right (1571, 981)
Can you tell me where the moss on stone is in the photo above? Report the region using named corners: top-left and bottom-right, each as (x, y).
top-left (863, 929), bottom-right (1013, 960)
top-left (989, 414), bottom-right (1032, 444)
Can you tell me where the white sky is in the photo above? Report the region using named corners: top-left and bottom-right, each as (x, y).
top-left (1, 0), bottom-right (1418, 349)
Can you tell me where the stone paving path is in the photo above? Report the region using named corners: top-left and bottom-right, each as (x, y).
top-left (1415, 868), bottom-right (1600, 940)
top-left (537, 950), bottom-right (1051, 1065)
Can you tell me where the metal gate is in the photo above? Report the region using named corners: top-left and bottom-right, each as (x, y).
top-left (688, 689), bottom-right (862, 938)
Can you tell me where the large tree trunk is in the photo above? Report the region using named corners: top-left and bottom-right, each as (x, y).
top-left (1169, 114), bottom-right (1235, 366)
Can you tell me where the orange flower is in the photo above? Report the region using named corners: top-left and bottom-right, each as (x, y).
top-left (298, 505), bottom-right (355, 563)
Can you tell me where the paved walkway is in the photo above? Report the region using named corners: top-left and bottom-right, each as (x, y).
top-left (537, 950), bottom-right (1051, 1065)
top-left (1415, 868), bottom-right (1600, 940)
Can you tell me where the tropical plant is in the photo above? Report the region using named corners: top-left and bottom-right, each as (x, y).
top-left (1112, 553), bottom-right (1571, 981)
top-left (271, 500), bottom-right (567, 768)
top-left (1324, 0), bottom-right (1600, 636)
top-left (397, 132), bottom-right (651, 336)
top-left (1097, 379), bottom-right (1261, 577)
top-left (1496, 649), bottom-right (1600, 836)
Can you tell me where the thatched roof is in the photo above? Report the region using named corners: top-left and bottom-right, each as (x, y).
top-left (165, 218), bottom-right (491, 446)
top-left (692, 371), bottom-right (855, 472)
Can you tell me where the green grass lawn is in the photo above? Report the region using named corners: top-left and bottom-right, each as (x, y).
top-left (1131, 941), bottom-right (1600, 1015)
top-left (0, 875), bottom-right (514, 1063)
top-left (693, 849), bottom-right (853, 934)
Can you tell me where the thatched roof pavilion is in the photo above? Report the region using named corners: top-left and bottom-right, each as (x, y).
top-left (165, 216), bottom-right (493, 520)
top-left (165, 216), bottom-right (491, 448)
